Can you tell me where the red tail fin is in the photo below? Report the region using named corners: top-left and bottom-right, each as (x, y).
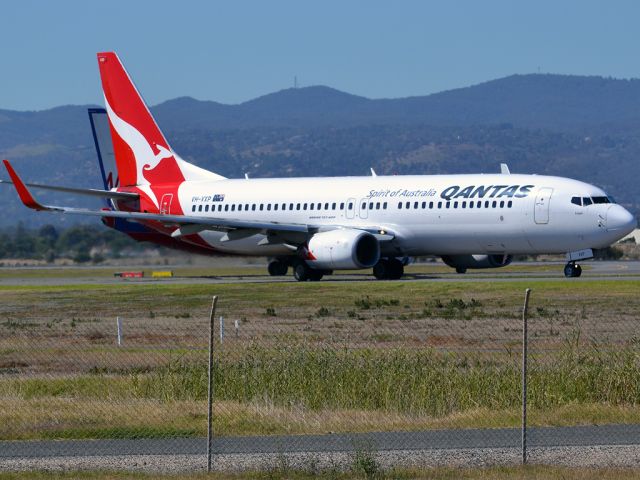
top-left (97, 52), bottom-right (225, 205)
top-left (97, 52), bottom-right (180, 188)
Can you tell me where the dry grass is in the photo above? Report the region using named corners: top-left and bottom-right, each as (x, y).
top-left (1, 394), bottom-right (640, 440)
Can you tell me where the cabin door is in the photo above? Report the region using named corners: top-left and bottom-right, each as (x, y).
top-left (534, 188), bottom-right (553, 224)
top-left (160, 194), bottom-right (173, 215)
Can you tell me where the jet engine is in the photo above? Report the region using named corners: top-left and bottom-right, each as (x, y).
top-left (441, 254), bottom-right (513, 273)
top-left (307, 229), bottom-right (380, 270)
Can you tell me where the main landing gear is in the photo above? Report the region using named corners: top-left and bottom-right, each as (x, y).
top-left (267, 259), bottom-right (289, 276)
top-left (564, 262), bottom-right (582, 278)
top-left (373, 258), bottom-right (404, 280)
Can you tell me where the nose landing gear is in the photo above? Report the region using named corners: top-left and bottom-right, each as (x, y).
top-left (564, 262), bottom-right (582, 278)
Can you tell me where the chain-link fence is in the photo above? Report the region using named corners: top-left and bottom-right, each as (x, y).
top-left (0, 279), bottom-right (638, 471)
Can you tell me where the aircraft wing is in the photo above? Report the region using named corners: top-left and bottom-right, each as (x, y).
top-left (3, 160), bottom-right (395, 242)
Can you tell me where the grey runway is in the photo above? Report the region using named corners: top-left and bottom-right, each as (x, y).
top-left (2, 424), bottom-right (639, 458)
top-left (2, 261), bottom-right (640, 287)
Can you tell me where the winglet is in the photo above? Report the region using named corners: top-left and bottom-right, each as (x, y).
top-left (2, 160), bottom-right (47, 211)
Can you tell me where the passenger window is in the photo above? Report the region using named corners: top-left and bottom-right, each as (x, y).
top-left (469, 202), bottom-right (473, 209)
top-left (361, 202), bottom-right (366, 210)
top-left (259, 204), bottom-right (264, 211)
top-left (383, 202), bottom-right (387, 209)
top-left (453, 201), bottom-right (458, 209)
top-left (198, 205), bottom-right (203, 212)
top-left (224, 205), bottom-right (228, 212)
top-left (281, 203), bottom-right (286, 210)
top-left (405, 202), bottom-right (410, 209)
top-left (340, 202), bottom-right (344, 209)
top-left (317, 203), bottom-right (321, 210)
top-left (348, 202), bottom-right (353, 209)
top-left (274, 204), bottom-right (278, 211)
top-left (571, 197), bottom-right (582, 206)
top-left (438, 202), bottom-right (442, 209)
top-left (477, 201), bottom-right (481, 208)
top-left (296, 203), bottom-right (301, 210)
top-left (429, 202), bottom-right (433, 209)
top-left (446, 202), bottom-right (450, 209)
top-left (325, 203), bottom-right (329, 210)
top-left (192, 205), bottom-right (196, 212)
top-left (507, 200), bottom-right (513, 208)
top-left (492, 201), bottom-right (497, 208)
top-left (461, 202), bottom-right (466, 209)
top-left (304, 203), bottom-right (308, 210)
top-left (267, 204), bottom-right (271, 211)
top-left (310, 203), bottom-right (314, 210)
top-left (289, 203), bottom-right (294, 210)
top-left (414, 201), bottom-right (418, 209)
top-left (398, 202), bottom-right (402, 209)
top-left (499, 201), bottom-right (504, 208)
top-left (369, 202), bottom-right (374, 209)
top-left (376, 202), bottom-right (380, 209)
top-left (252, 204), bottom-right (256, 211)
top-left (332, 202), bottom-right (336, 210)
top-left (485, 201), bottom-right (490, 208)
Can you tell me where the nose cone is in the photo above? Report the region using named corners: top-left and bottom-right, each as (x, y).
top-left (606, 205), bottom-right (636, 237)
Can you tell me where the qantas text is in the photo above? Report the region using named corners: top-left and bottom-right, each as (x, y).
top-left (440, 184), bottom-right (534, 201)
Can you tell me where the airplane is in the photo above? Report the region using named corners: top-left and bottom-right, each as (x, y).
top-left (1, 52), bottom-right (636, 280)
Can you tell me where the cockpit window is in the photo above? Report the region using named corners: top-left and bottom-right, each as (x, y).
top-left (592, 196), bottom-right (611, 204)
top-left (582, 197), bottom-right (593, 206)
top-left (571, 197), bottom-right (582, 206)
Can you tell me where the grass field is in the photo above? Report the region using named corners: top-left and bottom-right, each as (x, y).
top-left (0, 274), bottom-right (639, 440)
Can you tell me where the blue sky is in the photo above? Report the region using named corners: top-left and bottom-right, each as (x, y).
top-left (2, 0), bottom-right (639, 110)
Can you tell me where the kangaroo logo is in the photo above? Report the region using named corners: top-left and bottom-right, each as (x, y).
top-left (104, 96), bottom-right (176, 208)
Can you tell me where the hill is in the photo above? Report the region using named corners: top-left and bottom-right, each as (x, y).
top-left (0, 73), bottom-right (639, 227)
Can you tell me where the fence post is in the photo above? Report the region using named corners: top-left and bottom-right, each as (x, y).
top-left (522, 288), bottom-right (531, 465)
top-left (116, 317), bottom-right (122, 346)
top-left (219, 316), bottom-right (224, 344)
top-left (207, 296), bottom-right (218, 473)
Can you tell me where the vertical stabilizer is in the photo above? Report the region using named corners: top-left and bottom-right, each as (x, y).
top-left (96, 52), bottom-right (224, 197)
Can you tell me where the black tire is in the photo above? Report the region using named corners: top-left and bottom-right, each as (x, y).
top-left (373, 260), bottom-right (390, 280)
top-left (294, 263), bottom-right (309, 282)
top-left (564, 263), bottom-right (575, 278)
top-left (573, 264), bottom-right (582, 277)
top-left (388, 258), bottom-right (404, 280)
top-left (308, 269), bottom-right (324, 281)
top-left (268, 260), bottom-right (288, 276)
top-left (455, 267), bottom-right (467, 274)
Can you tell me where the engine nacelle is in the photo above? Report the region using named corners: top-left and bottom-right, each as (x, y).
top-left (441, 254), bottom-right (513, 270)
top-left (307, 229), bottom-right (380, 270)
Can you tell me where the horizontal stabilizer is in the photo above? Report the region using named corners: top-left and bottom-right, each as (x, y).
top-left (0, 178), bottom-right (138, 200)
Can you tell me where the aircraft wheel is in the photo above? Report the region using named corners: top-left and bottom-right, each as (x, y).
top-left (564, 262), bottom-right (582, 278)
top-left (268, 259), bottom-right (288, 276)
top-left (456, 267), bottom-right (467, 274)
top-left (308, 269), bottom-right (324, 281)
top-left (388, 258), bottom-right (404, 280)
top-left (573, 264), bottom-right (582, 277)
top-left (294, 263), bottom-right (310, 282)
top-left (373, 259), bottom-right (390, 280)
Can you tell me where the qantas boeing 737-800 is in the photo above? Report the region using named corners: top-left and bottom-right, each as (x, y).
top-left (1, 52), bottom-right (636, 280)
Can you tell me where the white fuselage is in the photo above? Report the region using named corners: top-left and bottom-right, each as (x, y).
top-left (165, 173), bottom-right (635, 258)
